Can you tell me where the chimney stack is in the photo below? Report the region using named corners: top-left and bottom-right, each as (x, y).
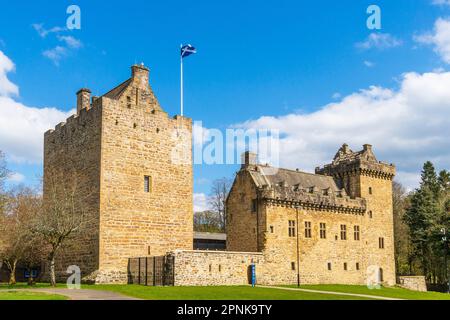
top-left (76, 88), bottom-right (91, 115)
top-left (131, 63), bottom-right (149, 88)
top-left (363, 144), bottom-right (373, 152)
top-left (241, 151), bottom-right (258, 169)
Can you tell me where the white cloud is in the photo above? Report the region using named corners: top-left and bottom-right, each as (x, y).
top-left (194, 193), bottom-right (209, 212)
top-left (356, 33), bottom-right (403, 50)
top-left (432, 0), bottom-right (450, 6)
top-left (414, 18), bottom-right (450, 64)
top-left (42, 46), bottom-right (67, 65)
top-left (364, 60), bottom-right (375, 68)
top-left (236, 71), bottom-right (450, 190)
top-left (32, 24), bottom-right (65, 38)
top-left (332, 92), bottom-right (341, 99)
top-left (7, 172), bottom-right (25, 183)
top-left (0, 51), bottom-right (19, 97)
top-left (0, 50), bottom-right (72, 163)
top-left (33, 23), bottom-right (83, 65)
top-left (57, 35), bottom-right (83, 49)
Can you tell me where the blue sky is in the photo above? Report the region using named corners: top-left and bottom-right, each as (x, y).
top-left (1, 0), bottom-right (450, 211)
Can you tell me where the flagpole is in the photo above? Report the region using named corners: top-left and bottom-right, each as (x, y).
top-left (180, 44), bottom-right (184, 117)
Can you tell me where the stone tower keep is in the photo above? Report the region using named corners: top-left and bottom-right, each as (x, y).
top-left (227, 144), bottom-right (396, 286)
top-left (43, 65), bottom-right (193, 283)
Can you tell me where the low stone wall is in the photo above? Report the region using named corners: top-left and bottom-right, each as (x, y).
top-left (169, 250), bottom-right (264, 286)
top-left (397, 276), bottom-right (427, 292)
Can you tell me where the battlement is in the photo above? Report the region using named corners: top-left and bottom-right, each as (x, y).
top-left (315, 144), bottom-right (396, 180)
top-left (260, 184), bottom-right (367, 213)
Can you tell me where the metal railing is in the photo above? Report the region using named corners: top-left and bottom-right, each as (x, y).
top-left (128, 256), bottom-right (174, 286)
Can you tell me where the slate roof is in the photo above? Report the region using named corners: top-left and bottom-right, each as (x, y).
top-left (102, 79), bottom-right (132, 99)
top-left (249, 166), bottom-right (339, 192)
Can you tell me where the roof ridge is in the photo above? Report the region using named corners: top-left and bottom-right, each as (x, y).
top-left (258, 165), bottom-right (331, 178)
top-left (102, 78), bottom-right (132, 99)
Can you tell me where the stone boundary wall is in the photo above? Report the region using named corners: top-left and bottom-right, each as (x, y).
top-left (397, 276), bottom-right (427, 292)
top-left (169, 250), bottom-right (264, 286)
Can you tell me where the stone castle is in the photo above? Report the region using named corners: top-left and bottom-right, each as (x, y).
top-left (44, 64), bottom-right (396, 286)
top-left (44, 65), bottom-right (193, 283)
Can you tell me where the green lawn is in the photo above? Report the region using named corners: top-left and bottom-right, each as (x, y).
top-left (2, 282), bottom-right (450, 300)
top-left (85, 284), bottom-right (373, 300)
top-left (0, 290), bottom-right (67, 300)
top-left (286, 284), bottom-right (450, 300)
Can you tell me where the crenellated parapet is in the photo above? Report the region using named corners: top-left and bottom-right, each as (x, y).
top-left (315, 144), bottom-right (396, 181)
top-left (259, 184), bottom-right (367, 214)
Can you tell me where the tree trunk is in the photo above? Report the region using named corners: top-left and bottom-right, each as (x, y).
top-left (8, 260), bottom-right (17, 285)
top-left (49, 252), bottom-right (56, 287)
top-left (27, 267), bottom-right (34, 286)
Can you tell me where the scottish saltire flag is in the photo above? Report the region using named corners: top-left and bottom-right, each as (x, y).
top-left (181, 44), bottom-right (197, 58)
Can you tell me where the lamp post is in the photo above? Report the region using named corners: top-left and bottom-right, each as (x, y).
top-left (442, 228), bottom-right (449, 293)
top-left (295, 204), bottom-right (300, 288)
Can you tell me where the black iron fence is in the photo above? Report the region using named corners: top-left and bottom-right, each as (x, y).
top-left (128, 256), bottom-right (175, 286)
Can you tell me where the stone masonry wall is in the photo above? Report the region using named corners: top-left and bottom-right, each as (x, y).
top-left (397, 276), bottom-right (427, 292)
top-left (226, 171), bottom-right (259, 252)
top-left (43, 105), bottom-right (102, 281)
top-left (170, 250), bottom-right (264, 286)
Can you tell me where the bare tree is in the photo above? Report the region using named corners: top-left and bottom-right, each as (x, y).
top-left (32, 170), bottom-right (91, 287)
top-left (0, 150), bottom-right (9, 213)
top-left (0, 187), bottom-right (40, 285)
top-left (208, 178), bottom-right (233, 231)
top-left (194, 211), bottom-right (222, 233)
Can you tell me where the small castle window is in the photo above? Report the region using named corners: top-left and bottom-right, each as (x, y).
top-left (291, 262), bottom-right (296, 271)
top-left (356, 263), bottom-right (360, 270)
top-left (209, 265), bottom-right (212, 272)
top-left (288, 221), bottom-right (296, 237)
top-left (354, 225), bottom-right (360, 241)
top-left (219, 265), bottom-right (222, 272)
top-left (304, 221), bottom-right (312, 238)
top-left (379, 237), bottom-right (385, 249)
top-left (320, 223), bottom-right (326, 239)
top-left (251, 199), bottom-right (257, 213)
top-left (369, 211), bottom-right (373, 219)
top-left (144, 176), bottom-right (152, 193)
top-left (327, 263), bottom-right (332, 271)
top-left (344, 263), bottom-right (347, 271)
top-left (369, 187), bottom-right (373, 195)
top-left (270, 226), bottom-right (274, 233)
top-left (340, 225), bottom-right (347, 240)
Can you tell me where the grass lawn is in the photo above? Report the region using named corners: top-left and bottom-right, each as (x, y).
top-left (2, 282), bottom-right (450, 300)
top-left (0, 283), bottom-right (65, 290)
top-left (286, 284), bottom-right (450, 300)
top-left (85, 284), bottom-right (373, 300)
top-left (0, 290), bottom-right (67, 300)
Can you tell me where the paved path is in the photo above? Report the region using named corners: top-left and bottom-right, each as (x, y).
top-left (11, 288), bottom-right (140, 300)
top-left (261, 285), bottom-right (404, 300)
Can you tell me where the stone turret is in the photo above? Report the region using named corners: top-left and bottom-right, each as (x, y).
top-left (76, 88), bottom-right (91, 115)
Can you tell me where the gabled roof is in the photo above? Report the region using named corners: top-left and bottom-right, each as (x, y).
top-left (102, 79), bottom-right (132, 99)
top-left (249, 166), bottom-right (339, 192)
